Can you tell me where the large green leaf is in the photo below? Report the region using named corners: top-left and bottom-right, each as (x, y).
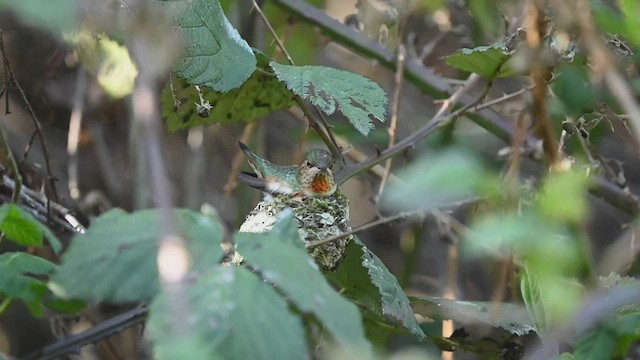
top-left (0, 204), bottom-right (43, 247)
top-left (410, 296), bottom-right (535, 336)
top-left (50, 209), bottom-right (225, 302)
top-left (235, 215), bottom-right (373, 357)
top-left (149, 266), bottom-right (307, 360)
top-left (270, 62), bottom-right (388, 136)
top-left (163, 54), bottom-right (293, 130)
top-left (444, 44), bottom-right (512, 78)
top-left (328, 239), bottom-right (426, 340)
top-left (384, 150), bottom-right (499, 212)
top-left (155, 0), bottom-right (256, 92)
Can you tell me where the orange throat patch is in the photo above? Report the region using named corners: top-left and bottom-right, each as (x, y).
top-left (311, 173), bottom-right (333, 194)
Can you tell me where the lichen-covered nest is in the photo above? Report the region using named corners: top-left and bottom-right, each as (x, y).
top-left (239, 191), bottom-right (352, 271)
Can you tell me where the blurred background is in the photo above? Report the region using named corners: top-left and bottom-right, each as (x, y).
top-left (0, 0), bottom-right (639, 358)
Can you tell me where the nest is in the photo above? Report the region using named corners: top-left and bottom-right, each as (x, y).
top-left (239, 191), bottom-right (352, 271)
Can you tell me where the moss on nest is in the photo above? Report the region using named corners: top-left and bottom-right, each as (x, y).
top-left (239, 191), bottom-right (352, 271)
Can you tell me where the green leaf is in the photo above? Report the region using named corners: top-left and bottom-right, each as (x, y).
top-left (0, 253), bottom-right (53, 315)
top-left (620, 0), bottom-right (640, 47)
top-left (163, 54), bottom-right (294, 130)
top-left (521, 264), bottom-right (548, 336)
top-left (553, 64), bottom-right (597, 115)
top-left (537, 170), bottom-right (591, 224)
top-left (149, 266), bottom-right (307, 360)
top-left (235, 215), bottom-right (373, 357)
top-left (410, 296), bottom-right (534, 336)
top-left (573, 313), bottom-right (640, 360)
top-left (444, 45), bottom-right (511, 78)
top-left (270, 62), bottom-right (388, 136)
top-left (64, 31), bottom-right (138, 99)
top-left (384, 150), bottom-right (499, 211)
top-left (0, 252), bottom-right (56, 275)
top-left (155, 0), bottom-right (256, 92)
top-left (0, 204), bottom-right (44, 247)
top-left (1, 0), bottom-right (77, 33)
top-left (328, 239), bottom-right (426, 340)
top-left (51, 208), bottom-right (225, 302)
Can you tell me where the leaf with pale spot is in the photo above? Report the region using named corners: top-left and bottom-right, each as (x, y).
top-left (270, 62), bottom-right (387, 136)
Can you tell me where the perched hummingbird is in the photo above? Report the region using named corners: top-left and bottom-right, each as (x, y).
top-left (237, 141), bottom-right (337, 197)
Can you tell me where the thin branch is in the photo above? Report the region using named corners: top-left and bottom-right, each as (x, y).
top-left (252, 0), bottom-right (343, 162)
top-left (269, 0), bottom-right (518, 142)
top-left (0, 121), bottom-right (21, 203)
top-left (21, 306), bottom-right (148, 360)
top-left (474, 87), bottom-right (528, 112)
top-left (525, 0), bottom-right (560, 167)
top-left (337, 73), bottom-right (488, 183)
top-left (375, 44), bottom-right (406, 204)
top-left (306, 208), bottom-right (425, 249)
top-left (0, 31), bottom-right (58, 216)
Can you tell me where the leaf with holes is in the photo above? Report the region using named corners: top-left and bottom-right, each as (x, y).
top-left (270, 62), bottom-right (388, 136)
top-left (155, 0), bottom-right (256, 92)
top-left (162, 54), bottom-right (293, 130)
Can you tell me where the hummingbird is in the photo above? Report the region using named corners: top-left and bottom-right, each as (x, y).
top-left (237, 141), bottom-right (337, 197)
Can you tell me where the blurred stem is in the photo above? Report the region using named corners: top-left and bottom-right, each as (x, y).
top-left (375, 44), bottom-right (406, 204)
top-left (400, 224), bottom-right (423, 290)
top-left (0, 297), bottom-right (11, 316)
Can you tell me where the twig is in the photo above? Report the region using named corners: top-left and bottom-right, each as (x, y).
top-left (269, 0), bottom-right (518, 143)
top-left (252, 0), bottom-right (343, 162)
top-left (525, 0), bottom-right (559, 167)
top-left (375, 44), bottom-right (406, 204)
top-left (66, 68), bottom-right (88, 201)
top-left (294, 97), bottom-right (343, 160)
top-left (251, 0), bottom-right (294, 65)
top-left (0, 122), bottom-right (21, 202)
top-left (306, 208), bottom-right (426, 249)
top-left (337, 73), bottom-right (489, 183)
top-left (0, 31), bottom-right (58, 216)
top-left (21, 306), bottom-right (148, 360)
top-left (473, 87), bottom-right (529, 112)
